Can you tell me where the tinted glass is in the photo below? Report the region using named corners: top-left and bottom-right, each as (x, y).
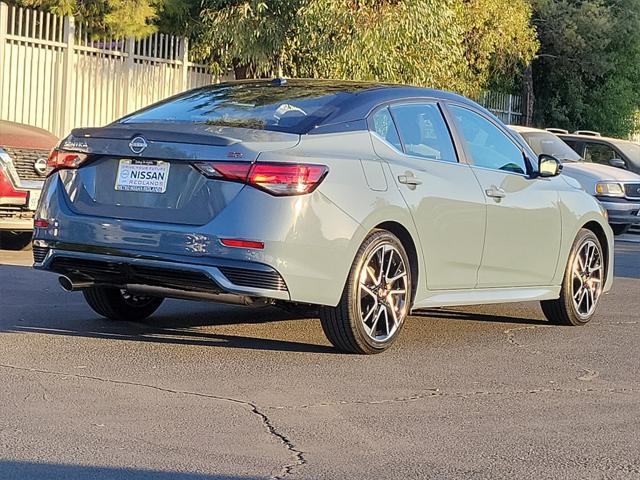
top-left (584, 143), bottom-right (618, 165)
top-left (451, 106), bottom-right (526, 174)
top-left (615, 141), bottom-right (640, 162)
top-left (390, 103), bottom-right (457, 162)
top-left (121, 81), bottom-right (376, 134)
top-left (519, 131), bottom-right (582, 162)
top-left (561, 139), bottom-right (581, 154)
top-left (371, 108), bottom-right (402, 151)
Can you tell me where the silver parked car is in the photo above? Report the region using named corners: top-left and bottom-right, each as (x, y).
top-left (511, 126), bottom-right (640, 235)
top-left (33, 80), bottom-right (614, 354)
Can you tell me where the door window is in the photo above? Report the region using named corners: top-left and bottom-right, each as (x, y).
top-left (584, 142), bottom-right (619, 165)
top-left (450, 106), bottom-right (527, 174)
top-left (370, 107), bottom-right (402, 151)
top-left (389, 103), bottom-right (457, 162)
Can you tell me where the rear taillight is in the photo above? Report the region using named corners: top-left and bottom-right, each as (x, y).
top-left (0, 167), bottom-right (27, 203)
top-left (192, 161), bottom-right (329, 196)
top-left (47, 149), bottom-right (88, 174)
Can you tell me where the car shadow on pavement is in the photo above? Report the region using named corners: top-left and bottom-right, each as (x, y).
top-left (4, 302), bottom-right (339, 354)
top-left (412, 308), bottom-right (549, 326)
top-left (0, 461), bottom-right (262, 480)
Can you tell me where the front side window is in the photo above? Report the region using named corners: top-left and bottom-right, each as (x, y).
top-left (584, 142), bottom-right (619, 165)
top-left (389, 103), bottom-right (457, 162)
top-left (450, 106), bottom-right (527, 174)
top-left (371, 107), bottom-right (402, 151)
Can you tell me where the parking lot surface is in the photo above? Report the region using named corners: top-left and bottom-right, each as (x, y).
top-left (0, 240), bottom-right (639, 480)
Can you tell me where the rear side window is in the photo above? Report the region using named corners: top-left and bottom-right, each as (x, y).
top-left (371, 107), bottom-right (402, 151)
top-left (390, 103), bottom-right (457, 162)
top-left (450, 106), bottom-right (526, 174)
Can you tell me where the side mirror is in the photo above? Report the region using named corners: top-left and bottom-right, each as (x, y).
top-left (609, 158), bottom-right (626, 169)
top-left (538, 154), bottom-right (562, 177)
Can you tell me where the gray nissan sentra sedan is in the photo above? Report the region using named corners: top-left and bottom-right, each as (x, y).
top-left (32, 79), bottom-right (614, 354)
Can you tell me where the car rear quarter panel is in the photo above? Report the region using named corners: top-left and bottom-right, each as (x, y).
top-left (260, 130), bottom-right (426, 303)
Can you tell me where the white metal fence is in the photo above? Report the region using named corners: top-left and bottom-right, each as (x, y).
top-left (0, 2), bottom-right (219, 138)
top-left (478, 91), bottom-right (524, 126)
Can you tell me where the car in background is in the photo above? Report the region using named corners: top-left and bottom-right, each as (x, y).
top-left (33, 80), bottom-right (613, 354)
top-left (512, 126), bottom-right (640, 235)
top-left (554, 130), bottom-right (640, 175)
top-left (0, 120), bottom-right (57, 247)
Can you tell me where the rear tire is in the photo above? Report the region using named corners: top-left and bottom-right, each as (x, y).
top-left (319, 230), bottom-right (412, 354)
top-left (83, 286), bottom-right (163, 321)
top-left (611, 224), bottom-right (630, 236)
top-left (541, 229), bottom-right (604, 326)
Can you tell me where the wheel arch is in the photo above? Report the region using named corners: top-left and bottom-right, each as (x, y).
top-left (581, 220), bottom-right (610, 284)
top-left (374, 220), bottom-right (419, 304)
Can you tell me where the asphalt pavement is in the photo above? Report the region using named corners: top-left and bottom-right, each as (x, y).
top-left (0, 240), bottom-right (639, 480)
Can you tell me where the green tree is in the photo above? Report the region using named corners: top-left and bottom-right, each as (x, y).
top-left (190, 0), bottom-right (538, 97)
top-left (8, 0), bottom-right (158, 37)
top-left (531, 0), bottom-right (640, 137)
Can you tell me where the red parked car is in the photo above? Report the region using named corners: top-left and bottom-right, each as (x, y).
top-left (0, 120), bottom-right (58, 245)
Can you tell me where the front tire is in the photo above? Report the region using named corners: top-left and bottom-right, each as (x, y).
top-left (83, 286), bottom-right (163, 321)
top-left (320, 230), bottom-right (412, 354)
top-left (541, 229), bottom-right (604, 326)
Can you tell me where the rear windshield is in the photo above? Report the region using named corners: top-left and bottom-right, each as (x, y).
top-left (120, 81), bottom-right (373, 134)
top-left (520, 131), bottom-right (583, 162)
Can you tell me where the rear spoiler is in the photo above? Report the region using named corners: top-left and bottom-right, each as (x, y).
top-left (70, 123), bottom-right (239, 147)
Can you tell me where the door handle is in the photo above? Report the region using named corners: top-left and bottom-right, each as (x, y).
top-left (485, 186), bottom-right (506, 199)
top-left (398, 175), bottom-right (422, 186)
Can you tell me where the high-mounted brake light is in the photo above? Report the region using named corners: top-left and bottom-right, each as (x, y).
top-left (0, 167), bottom-right (27, 204)
top-left (192, 161), bottom-right (329, 196)
top-left (47, 149), bottom-right (88, 174)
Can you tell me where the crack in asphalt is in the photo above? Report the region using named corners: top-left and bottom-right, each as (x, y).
top-left (269, 386), bottom-right (638, 410)
top-left (0, 363), bottom-right (304, 480)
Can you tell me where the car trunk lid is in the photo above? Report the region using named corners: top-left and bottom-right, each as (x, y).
top-left (58, 124), bottom-right (300, 225)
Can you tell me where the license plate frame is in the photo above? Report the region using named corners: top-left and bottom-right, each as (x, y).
top-left (115, 159), bottom-right (170, 194)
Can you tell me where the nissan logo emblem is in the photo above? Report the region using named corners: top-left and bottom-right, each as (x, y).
top-left (129, 136), bottom-right (148, 154)
top-left (34, 157), bottom-right (48, 177)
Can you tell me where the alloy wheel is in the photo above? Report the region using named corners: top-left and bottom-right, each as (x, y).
top-left (571, 239), bottom-right (603, 318)
top-left (357, 243), bottom-right (409, 342)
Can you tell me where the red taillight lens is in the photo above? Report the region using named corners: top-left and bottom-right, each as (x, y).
top-left (34, 219), bottom-right (49, 228)
top-left (220, 238), bottom-right (265, 249)
top-left (248, 163), bottom-right (328, 196)
top-left (192, 161), bottom-right (251, 182)
top-left (0, 167), bottom-right (28, 203)
top-left (192, 161), bottom-right (328, 196)
top-left (47, 149), bottom-right (88, 174)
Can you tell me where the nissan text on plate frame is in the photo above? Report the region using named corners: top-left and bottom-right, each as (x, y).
top-left (32, 79), bottom-right (614, 354)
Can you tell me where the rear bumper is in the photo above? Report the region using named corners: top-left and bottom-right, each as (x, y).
top-left (33, 241), bottom-right (291, 301)
top-left (32, 173), bottom-right (365, 306)
top-left (599, 199), bottom-right (640, 225)
top-left (0, 209), bottom-right (34, 231)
